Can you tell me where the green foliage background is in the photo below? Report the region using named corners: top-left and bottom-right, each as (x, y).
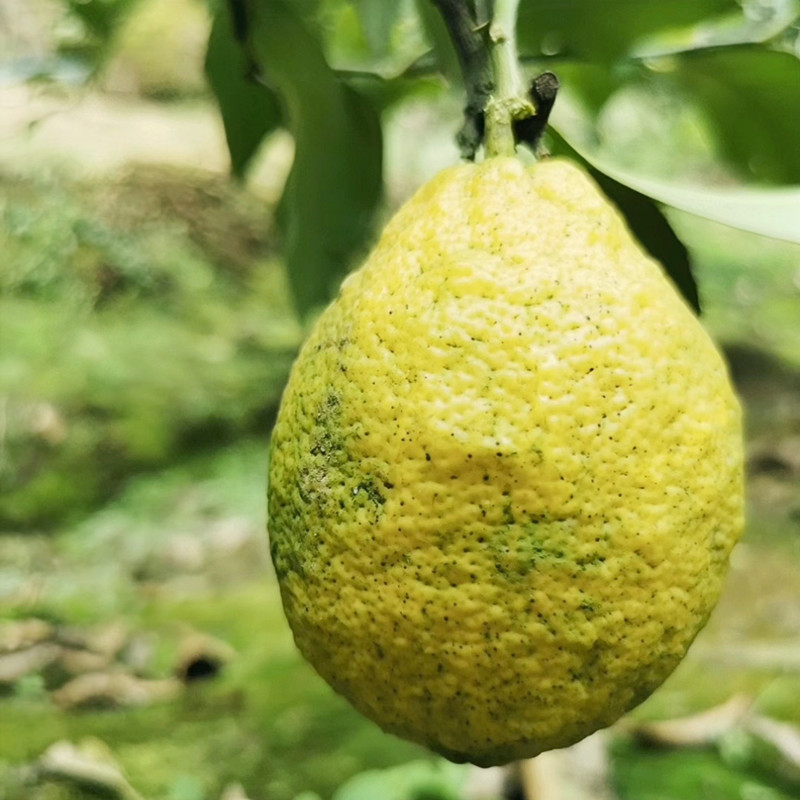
top-left (24, 0), bottom-right (800, 316)
top-left (4, 0), bottom-right (798, 527)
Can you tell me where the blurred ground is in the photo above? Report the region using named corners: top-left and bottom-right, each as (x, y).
top-left (1, 8), bottom-right (800, 798)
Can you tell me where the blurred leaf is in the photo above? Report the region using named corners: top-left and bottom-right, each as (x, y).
top-left (331, 760), bottom-right (469, 800)
top-left (65, 0), bottom-right (141, 39)
top-left (721, 717), bottom-right (800, 794)
top-left (57, 0), bottom-right (142, 69)
top-left (539, 60), bottom-right (627, 116)
top-left (167, 774), bottom-right (205, 800)
top-left (413, 0), bottom-right (462, 84)
top-left (354, 0), bottom-right (402, 55)
top-left (276, 0), bottom-right (324, 20)
top-left (613, 739), bottom-right (800, 800)
top-left (549, 131), bottom-right (700, 312)
top-left (246, 0), bottom-right (383, 316)
top-left (669, 47), bottom-right (800, 183)
top-left (554, 127), bottom-right (800, 244)
top-left (632, 0), bottom-right (800, 58)
top-left (594, 172), bottom-right (700, 313)
top-left (204, 6), bottom-right (282, 177)
top-left (517, 0), bottom-right (740, 61)
top-left (342, 71), bottom-right (445, 113)
top-left (551, 89), bottom-right (800, 243)
top-left (618, 174), bottom-right (800, 244)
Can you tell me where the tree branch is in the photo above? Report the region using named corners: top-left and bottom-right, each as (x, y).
top-left (430, 0), bottom-right (493, 160)
top-left (513, 71), bottom-right (560, 154)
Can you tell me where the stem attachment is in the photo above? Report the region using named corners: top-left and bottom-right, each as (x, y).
top-left (431, 0), bottom-right (558, 159)
top-left (483, 0), bottom-right (534, 157)
top-left (513, 71), bottom-right (560, 154)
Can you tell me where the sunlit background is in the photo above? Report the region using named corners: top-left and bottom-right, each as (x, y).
top-left (1, 1), bottom-right (800, 799)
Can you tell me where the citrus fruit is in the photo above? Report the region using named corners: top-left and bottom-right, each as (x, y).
top-left (267, 156), bottom-right (744, 766)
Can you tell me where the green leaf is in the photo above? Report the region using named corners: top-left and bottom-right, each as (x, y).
top-left (413, 0), bottom-right (462, 84)
top-left (65, 0), bottom-right (141, 40)
top-left (539, 60), bottom-right (626, 116)
top-left (204, 5), bottom-right (282, 178)
top-left (331, 760), bottom-right (469, 800)
top-left (517, 0), bottom-right (740, 62)
top-left (632, 0), bottom-right (800, 58)
top-left (552, 124), bottom-right (800, 245)
top-left (593, 172), bottom-right (700, 313)
top-left (548, 131), bottom-right (700, 313)
top-left (551, 88), bottom-right (800, 243)
top-left (279, 0), bottom-right (324, 19)
top-left (246, 0), bottom-right (383, 317)
top-left (58, 0), bottom-right (141, 69)
top-left (668, 47), bottom-right (800, 183)
top-left (600, 169), bottom-right (800, 245)
top-left (613, 740), bottom-right (800, 800)
top-left (354, 0), bottom-right (402, 55)
top-left (341, 71), bottom-right (445, 114)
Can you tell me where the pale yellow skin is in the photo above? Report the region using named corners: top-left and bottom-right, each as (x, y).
top-left (268, 157), bottom-right (744, 766)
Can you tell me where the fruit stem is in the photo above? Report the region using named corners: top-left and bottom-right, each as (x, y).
top-left (484, 0), bottom-right (534, 158)
top-left (489, 0), bottom-right (523, 100)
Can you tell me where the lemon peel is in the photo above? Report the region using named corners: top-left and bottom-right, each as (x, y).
top-left (267, 157), bottom-right (744, 766)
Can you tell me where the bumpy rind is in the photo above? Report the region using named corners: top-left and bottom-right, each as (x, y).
top-left (267, 157), bottom-right (744, 766)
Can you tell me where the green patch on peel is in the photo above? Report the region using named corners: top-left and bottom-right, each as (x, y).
top-left (488, 518), bottom-right (577, 580)
top-left (352, 479), bottom-right (386, 509)
top-left (271, 389), bottom-right (391, 579)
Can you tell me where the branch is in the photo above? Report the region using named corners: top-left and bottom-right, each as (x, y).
top-left (430, 0), bottom-right (493, 160)
top-left (483, 0), bottom-right (535, 157)
top-left (513, 71), bottom-right (560, 154)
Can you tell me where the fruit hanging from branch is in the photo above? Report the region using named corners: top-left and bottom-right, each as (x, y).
top-left (266, 0), bottom-right (744, 767)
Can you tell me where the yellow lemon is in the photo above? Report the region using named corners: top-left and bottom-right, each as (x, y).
top-left (267, 157), bottom-right (744, 766)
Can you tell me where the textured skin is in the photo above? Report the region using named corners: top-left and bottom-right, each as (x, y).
top-left (267, 157), bottom-right (744, 766)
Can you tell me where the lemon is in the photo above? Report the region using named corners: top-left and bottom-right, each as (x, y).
top-left (267, 157), bottom-right (743, 766)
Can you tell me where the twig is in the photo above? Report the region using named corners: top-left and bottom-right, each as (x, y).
top-left (513, 71), bottom-right (560, 154)
top-left (430, 0), bottom-right (493, 160)
top-left (483, 0), bottom-right (535, 157)
top-left (488, 0), bottom-right (524, 101)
